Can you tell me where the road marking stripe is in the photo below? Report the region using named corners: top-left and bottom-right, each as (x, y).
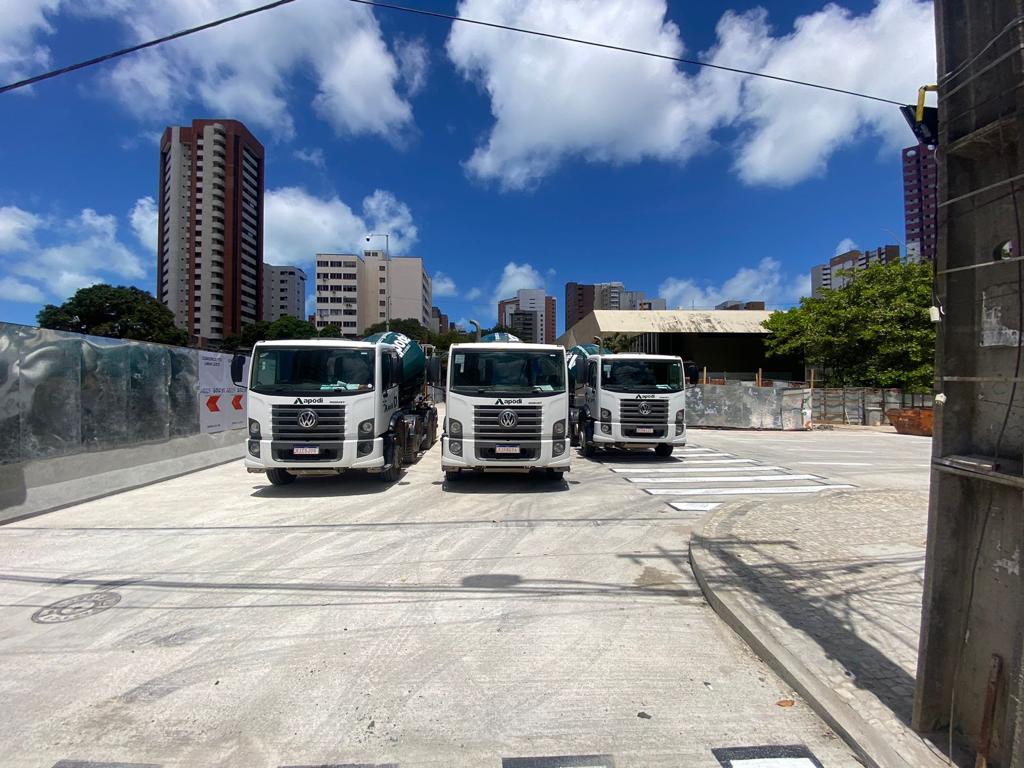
top-left (628, 474), bottom-right (825, 484)
top-left (668, 502), bottom-right (721, 512)
top-left (796, 461), bottom-right (874, 466)
top-left (612, 465), bottom-right (785, 474)
top-left (644, 484), bottom-right (855, 496)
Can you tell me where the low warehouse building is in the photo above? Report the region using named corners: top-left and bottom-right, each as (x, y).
top-left (557, 309), bottom-right (803, 382)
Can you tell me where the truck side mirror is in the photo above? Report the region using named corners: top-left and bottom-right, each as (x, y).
top-left (230, 354), bottom-right (247, 388)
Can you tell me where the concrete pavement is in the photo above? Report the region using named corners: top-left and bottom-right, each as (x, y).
top-left (0, 434), bottom-right (858, 768)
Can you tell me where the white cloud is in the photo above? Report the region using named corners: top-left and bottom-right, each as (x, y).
top-left (659, 257), bottom-right (807, 309)
top-left (129, 196), bottom-right (157, 255)
top-left (263, 187), bottom-right (417, 267)
top-left (433, 271), bottom-right (457, 297)
top-left (0, 206), bottom-right (43, 252)
top-left (0, 276), bottom-right (46, 303)
top-left (834, 237), bottom-right (859, 255)
top-left (396, 38), bottom-right (429, 96)
top-left (493, 261), bottom-right (544, 302)
top-left (447, 0), bottom-right (934, 189)
top-left (0, 202), bottom-right (147, 302)
top-left (0, 0), bottom-right (60, 86)
top-left (293, 147), bottom-right (326, 169)
top-left (65, 1), bottom-right (420, 141)
top-left (465, 287), bottom-right (483, 301)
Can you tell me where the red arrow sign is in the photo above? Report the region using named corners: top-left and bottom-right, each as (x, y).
top-left (206, 395), bottom-right (220, 412)
top-left (231, 394), bottom-right (244, 410)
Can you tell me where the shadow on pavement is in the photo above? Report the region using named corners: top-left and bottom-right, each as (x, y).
top-left (583, 449), bottom-right (682, 464)
top-left (250, 472), bottom-right (394, 498)
top-left (442, 475), bottom-right (569, 494)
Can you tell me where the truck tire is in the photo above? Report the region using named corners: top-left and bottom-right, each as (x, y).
top-left (427, 414), bottom-right (438, 447)
top-left (381, 432), bottom-right (404, 483)
top-left (580, 416), bottom-right (596, 458)
top-left (569, 420), bottom-right (580, 447)
top-left (655, 443), bottom-right (674, 458)
top-left (403, 423), bottom-right (419, 464)
top-left (267, 469), bottom-right (295, 486)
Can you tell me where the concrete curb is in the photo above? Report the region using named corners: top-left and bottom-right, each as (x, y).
top-left (689, 505), bottom-right (944, 768)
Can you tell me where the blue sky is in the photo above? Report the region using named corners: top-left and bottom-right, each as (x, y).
top-left (0, 0), bottom-right (936, 336)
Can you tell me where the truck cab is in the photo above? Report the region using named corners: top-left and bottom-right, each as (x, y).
top-left (573, 353), bottom-right (687, 458)
top-left (241, 338), bottom-right (436, 485)
top-left (441, 342), bottom-right (570, 481)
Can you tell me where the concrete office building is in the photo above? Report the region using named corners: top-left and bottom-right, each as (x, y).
top-left (262, 265), bottom-right (306, 322)
top-left (314, 251), bottom-right (431, 336)
top-left (565, 281), bottom-right (665, 327)
top-left (498, 288), bottom-right (556, 343)
top-left (903, 143), bottom-right (938, 263)
top-left (430, 306), bottom-right (449, 335)
top-left (157, 119), bottom-right (264, 344)
top-left (810, 245), bottom-right (901, 297)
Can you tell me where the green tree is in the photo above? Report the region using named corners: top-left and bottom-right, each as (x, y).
top-left (363, 318), bottom-right (433, 341)
top-left (318, 324), bottom-right (343, 338)
top-left (265, 315), bottom-right (318, 340)
top-left (37, 284), bottom-right (187, 346)
top-left (222, 321), bottom-right (270, 352)
top-left (763, 261), bottom-right (935, 391)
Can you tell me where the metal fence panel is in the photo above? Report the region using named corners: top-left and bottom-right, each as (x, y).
top-left (19, 333), bottom-right (83, 460)
top-left (80, 338), bottom-right (130, 452)
top-left (0, 329), bottom-right (21, 464)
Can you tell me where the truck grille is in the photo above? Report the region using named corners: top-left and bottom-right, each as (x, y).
top-left (473, 405), bottom-right (543, 440)
top-left (619, 400), bottom-right (669, 425)
top-left (270, 404), bottom-right (346, 441)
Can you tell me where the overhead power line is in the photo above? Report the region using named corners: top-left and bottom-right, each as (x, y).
top-left (1, 0), bottom-right (905, 107)
top-left (0, 0), bottom-right (299, 95)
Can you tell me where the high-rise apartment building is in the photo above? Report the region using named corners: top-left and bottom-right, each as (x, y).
top-left (157, 119), bottom-right (264, 344)
top-left (903, 143), bottom-right (938, 263)
top-left (811, 245), bottom-right (901, 297)
top-left (564, 281), bottom-right (664, 327)
top-left (430, 306), bottom-right (450, 335)
top-left (498, 288), bottom-right (556, 343)
top-left (565, 282), bottom-right (596, 329)
top-left (262, 265), bottom-right (306, 322)
top-left (314, 251), bottom-right (431, 335)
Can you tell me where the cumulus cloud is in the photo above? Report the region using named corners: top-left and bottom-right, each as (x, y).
top-left (0, 0), bottom-right (60, 85)
top-left (834, 237), bottom-right (859, 255)
top-left (396, 38), bottom-right (430, 96)
top-left (0, 276), bottom-right (46, 303)
top-left (433, 271), bottom-right (458, 297)
top-left (659, 257), bottom-right (808, 309)
top-left (293, 147), bottom-right (326, 169)
top-left (447, 0), bottom-right (934, 189)
top-left (129, 196), bottom-right (157, 255)
top-left (263, 187), bottom-right (418, 267)
top-left (465, 287), bottom-right (483, 301)
top-left (493, 261), bottom-right (545, 302)
top-left (0, 202), bottom-right (148, 302)
top-left (58, 1), bottom-right (421, 140)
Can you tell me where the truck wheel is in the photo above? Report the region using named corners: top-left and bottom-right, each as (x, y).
top-left (267, 469), bottom-right (295, 486)
top-left (427, 415), bottom-right (438, 447)
top-left (569, 420), bottom-right (580, 447)
top-left (655, 443), bottom-right (674, 458)
top-left (403, 425), bottom-right (419, 464)
top-left (580, 417), bottom-right (596, 458)
top-left (381, 434), bottom-right (404, 483)
top-left (445, 470), bottom-right (461, 483)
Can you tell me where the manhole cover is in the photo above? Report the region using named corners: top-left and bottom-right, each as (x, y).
top-left (32, 591), bottom-right (121, 624)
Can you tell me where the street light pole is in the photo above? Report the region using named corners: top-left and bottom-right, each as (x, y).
top-left (366, 233), bottom-right (390, 332)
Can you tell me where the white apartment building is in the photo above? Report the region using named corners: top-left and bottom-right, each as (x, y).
top-left (262, 264), bottom-right (306, 322)
top-left (314, 251), bottom-right (432, 336)
top-left (499, 288), bottom-right (556, 344)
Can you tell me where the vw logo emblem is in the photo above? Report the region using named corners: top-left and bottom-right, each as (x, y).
top-left (639, 402), bottom-right (652, 416)
top-left (297, 409), bottom-right (318, 429)
top-left (498, 409), bottom-right (518, 428)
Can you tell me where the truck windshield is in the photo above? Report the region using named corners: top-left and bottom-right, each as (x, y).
top-left (251, 348), bottom-right (375, 395)
top-left (450, 350), bottom-right (565, 396)
top-left (602, 359), bottom-right (683, 393)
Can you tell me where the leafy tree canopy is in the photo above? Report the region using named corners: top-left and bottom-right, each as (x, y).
top-left (763, 261), bottom-right (935, 391)
top-left (37, 284), bottom-right (187, 346)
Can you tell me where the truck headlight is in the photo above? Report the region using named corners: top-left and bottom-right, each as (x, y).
top-left (247, 440), bottom-right (260, 457)
top-left (248, 418), bottom-right (261, 438)
top-left (450, 419), bottom-right (462, 436)
top-left (600, 408), bottom-right (611, 421)
top-left (449, 439), bottom-right (463, 456)
top-left (600, 423), bottom-right (611, 434)
top-left (358, 440), bottom-right (373, 456)
top-left (553, 419), bottom-right (566, 438)
top-left (675, 409), bottom-right (685, 424)
top-left (675, 409), bottom-right (685, 435)
top-left (359, 418), bottom-right (374, 436)
top-left (553, 440), bottom-right (565, 456)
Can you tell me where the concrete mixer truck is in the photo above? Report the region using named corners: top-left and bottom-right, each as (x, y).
top-left (233, 332), bottom-right (439, 485)
top-left (441, 332), bottom-right (571, 481)
top-left (568, 345), bottom-right (688, 458)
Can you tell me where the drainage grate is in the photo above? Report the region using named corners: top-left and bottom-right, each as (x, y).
top-left (32, 592), bottom-right (121, 624)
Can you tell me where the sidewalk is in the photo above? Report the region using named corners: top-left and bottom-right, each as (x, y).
top-left (690, 488), bottom-right (951, 768)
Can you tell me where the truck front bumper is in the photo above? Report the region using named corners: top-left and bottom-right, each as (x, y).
top-left (591, 422), bottom-right (687, 447)
top-left (244, 436), bottom-right (386, 472)
top-left (440, 436), bottom-right (571, 473)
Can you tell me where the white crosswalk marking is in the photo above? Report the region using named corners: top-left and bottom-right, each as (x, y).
top-left (669, 502), bottom-right (721, 512)
top-left (611, 466), bottom-right (787, 474)
top-left (627, 474), bottom-right (825, 484)
top-left (644, 485), bottom-right (855, 496)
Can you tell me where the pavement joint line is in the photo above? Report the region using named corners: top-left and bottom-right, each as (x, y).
top-left (644, 485), bottom-right (856, 496)
top-left (611, 466), bottom-right (787, 474)
top-left (627, 474), bottom-right (826, 484)
top-left (796, 462), bottom-right (874, 466)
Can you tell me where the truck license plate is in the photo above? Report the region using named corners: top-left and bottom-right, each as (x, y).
top-left (635, 427), bottom-right (654, 434)
top-left (293, 445), bottom-right (320, 455)
top-left (495, 445), bottom-right (520, 455)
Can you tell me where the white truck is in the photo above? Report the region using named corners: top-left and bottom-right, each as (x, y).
top-left (441, 341), bottom-right (571, 481)
top-left (570, 352), bottom-right (687, 458)
top-left (233, 334), bottom-right (438, 486)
